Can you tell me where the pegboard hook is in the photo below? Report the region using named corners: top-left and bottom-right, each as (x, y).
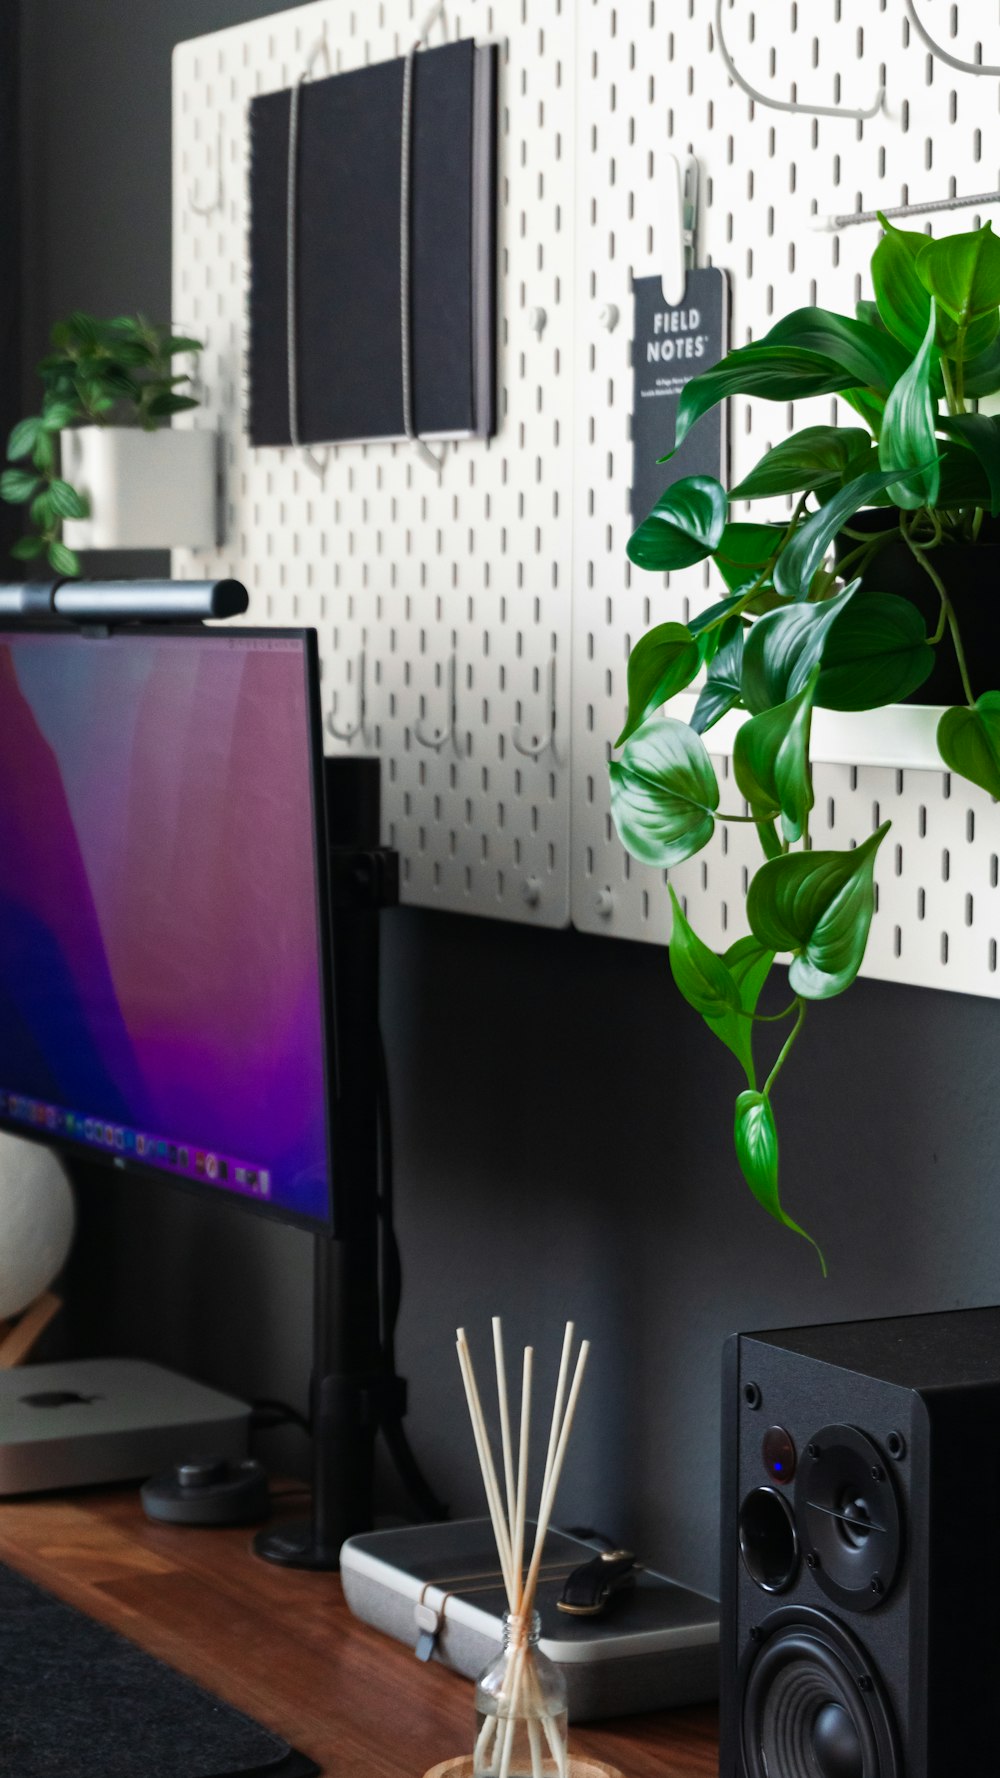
top-left (902, 0), bottom-right (1000, 77)
top-left (714, 0), bottom-right (885, 121)
top-left (414, 653), bottom-right (464, 754)
top-left (414, 0), bottom-right (447, 46)
top-left (661, 156), bottom-right (699, 308)
top-left (512, 655), bottom-right (558, 761)
top-left (189, 127), bottom-right (224, 219)
top-left (813, 190), bottom-right (1000, 233)
top-left (327, 650), bottom-right (367, 745)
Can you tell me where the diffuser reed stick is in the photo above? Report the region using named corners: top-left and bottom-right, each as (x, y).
top-left (457, 1320), bottom-right (590, 1778)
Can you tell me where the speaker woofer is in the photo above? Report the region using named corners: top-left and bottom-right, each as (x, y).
top-left (741, 1608), bottom-right (900, 1778)
top-left (795, 1425), bottom-right (902, 1613)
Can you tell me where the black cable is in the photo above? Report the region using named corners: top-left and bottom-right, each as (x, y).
top-left (250, 1397), bottom-right (311, 1435)
top-left (376, 1032), bottom-right (403, 1368)
top-left (375, 1029), bottom-right (449, 1522)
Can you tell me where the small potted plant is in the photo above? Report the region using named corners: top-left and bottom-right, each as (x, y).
top-left (611, 217), bottom-right (1000, 1267)
top-left (1, 312), bottom-right (215, 575)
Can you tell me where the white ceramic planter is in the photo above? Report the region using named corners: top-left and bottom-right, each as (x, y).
top-left (60, 426), bottom-right (217, 551)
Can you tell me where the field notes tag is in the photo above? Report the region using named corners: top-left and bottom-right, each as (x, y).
top-left (630, 267), bottom-right (730, 530)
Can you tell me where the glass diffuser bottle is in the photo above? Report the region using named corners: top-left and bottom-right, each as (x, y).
top-left (473, 1611), bottom-right (568, 1778)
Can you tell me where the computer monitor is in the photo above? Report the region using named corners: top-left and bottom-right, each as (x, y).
top-left (0, 626), bottom-right (335, 1231)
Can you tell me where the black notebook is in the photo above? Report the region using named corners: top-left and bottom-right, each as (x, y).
top-left (248, 38), bottom-right (497, 448)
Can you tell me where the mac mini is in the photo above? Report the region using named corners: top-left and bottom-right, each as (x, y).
top-left (0, 1358), bottom-right (250, 1494)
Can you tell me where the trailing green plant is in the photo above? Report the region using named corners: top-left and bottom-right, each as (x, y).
top-left (612, 217), bottom-right (1000, 1268)
top-left (1, 312), bottom-right (202, 577)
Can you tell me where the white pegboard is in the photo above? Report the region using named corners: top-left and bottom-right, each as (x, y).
top-left (172, 0), bottom-right (574, 927)
top-left (570, 0), bottom-right (1000, 999)
top-left (173, 0), bottom-right (1000, 998)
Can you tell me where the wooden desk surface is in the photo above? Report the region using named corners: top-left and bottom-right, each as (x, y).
top-left (0, 1487), bottom-right (719, 1777)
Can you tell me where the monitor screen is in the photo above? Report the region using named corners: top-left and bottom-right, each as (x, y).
top-left (0, 627), bottom-right (333, 1228)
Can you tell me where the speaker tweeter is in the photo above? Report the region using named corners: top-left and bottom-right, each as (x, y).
top-left (795, 1426), bottom-right (902, 1613)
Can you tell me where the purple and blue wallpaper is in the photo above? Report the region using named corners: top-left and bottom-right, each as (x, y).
top-left (0, 630), bottom-right (331, 1223)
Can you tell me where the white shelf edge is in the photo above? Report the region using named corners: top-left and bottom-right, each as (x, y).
top-left (673, 693), bottom-right (948, 774)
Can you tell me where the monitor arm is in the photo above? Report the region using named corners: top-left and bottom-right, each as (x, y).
top-left (255, 761), bottom-right (445, 1569)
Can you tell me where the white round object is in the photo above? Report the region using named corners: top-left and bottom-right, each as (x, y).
top-left (0, 1136), bottom-right (75, 1319)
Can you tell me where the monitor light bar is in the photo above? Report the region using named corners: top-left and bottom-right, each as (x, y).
top-left (0, 580), bottom-right (249, 623)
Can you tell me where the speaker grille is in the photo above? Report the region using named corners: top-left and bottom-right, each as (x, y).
top-left (741, 1610), bottom-right (900, 1778)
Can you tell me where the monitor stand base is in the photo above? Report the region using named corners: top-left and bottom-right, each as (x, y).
top-left (253, 1517), bottom-right (341, 1571)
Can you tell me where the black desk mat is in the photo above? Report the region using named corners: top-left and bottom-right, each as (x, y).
top-left (0, 1561), bottom-right (319, 1777)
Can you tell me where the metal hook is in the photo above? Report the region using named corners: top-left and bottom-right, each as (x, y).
top-left (814, 189), bottom-right (1000, 232)
top-left (902, 0), bottom-right (1000, 77)
top-left (414, 653), bottom-right (464, 754)
top-left (714, 0), bottom-right (885, 121)
top-left (304, 34), bottom-right (332, 80)
top-left (415, 0), bottom-right (447, 46)
top-left (512, 657), bottom-right (558, 761)
top-left (189, 127), bottom-right (224, 217)
top-left (327, 650), bottom-right (367, 744)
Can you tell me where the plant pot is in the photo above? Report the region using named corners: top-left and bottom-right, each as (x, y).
top-left (835, 509), bottom-right (1000, 707)
top-left (60, 426), bottom-right (218, 551)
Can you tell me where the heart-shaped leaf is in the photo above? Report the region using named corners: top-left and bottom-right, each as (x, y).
top-left (7, 418), bottom-right (40, 461)
top-left (937, 694), bottom-right (1000, 798)
top-left (816, 593), bottom-right (935, 710)
top-left (40, 400), bottom-right (82, 434)
top-left (706, 936), bottom-right (775, 1086)
top-left (840, 386), bottom-right (887, 439)
top-left (47, 539), bottom-right (81, 577)
top-left (763, 307), bottom-right (909, 393)
top-left (627, 475), bottom-right (728, 573)
top-left (674, 345), bottom-right (857, 452)
top-left (616, 623), bottom-right (702, 746)
top-left (0, 468), bottom-right (41, 505)
top-left (46, 478), bottom-right (88, 521)
top-left (729, 426), bottom-right (874, 502)
top-left (964, 334), bottom-right (1000, 398)
top-left (609, 717), bottom-right (719, 867)
top-left (935, 443), bottom-right (993, 509)
top-left (734, 1090), bottom-right (825, 1269)
top-left (878, 302), bottom-right (940, 511)
top-left (10, 534), bottom-right (46, 561)
top-left (937, 414), bottom-right (1000, 518)
top-left (668, 889), bottom-right (741, 1019)
top-left (713, 522), bottom-right (785, 593)
top-left (874, 217), bottom-right (1000, 364)
top-left (688, 594), bottom-right (744, 637)
top-left (772, 467), bottom-right (915, 601)
top-left (734, 669), bottom-right (817, 844)
top-left (741, 582), bottom-right (858, 715)
top-left (746, 821), bottom-right (891, 1000)
top-left (917, 222), bottom-right (1000, 327)
top-left (690, 622), bottom-right (745, 734)
top-left (872, 218), bottom-right (932, 353)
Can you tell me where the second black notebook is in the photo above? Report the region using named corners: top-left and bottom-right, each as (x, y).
top-left (248, 38), bottom-right (497, 449)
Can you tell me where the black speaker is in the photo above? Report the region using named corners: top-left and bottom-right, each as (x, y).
top-left (721, 1307), bottom-right (1000, 1777)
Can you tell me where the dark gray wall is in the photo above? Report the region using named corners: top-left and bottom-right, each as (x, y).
top-left (18, 0), bottom-right (1000, 1600)
top-left (1, 4), bottom-right (20, 564)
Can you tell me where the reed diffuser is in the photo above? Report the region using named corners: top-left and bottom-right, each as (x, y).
top-left (456, 1320), bottom-right (590, 1778)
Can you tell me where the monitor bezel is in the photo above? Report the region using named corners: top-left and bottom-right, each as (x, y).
top-left (0, 622), bottom-right (338, 1236)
